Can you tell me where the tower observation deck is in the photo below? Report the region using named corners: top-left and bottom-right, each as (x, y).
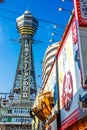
top-left (0, 10), bottom-right (38, 130)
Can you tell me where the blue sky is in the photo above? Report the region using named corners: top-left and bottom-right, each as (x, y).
top-left (0, 0), bottom-right (73, 92)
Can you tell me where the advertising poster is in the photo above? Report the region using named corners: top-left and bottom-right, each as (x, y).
top-left (58, 25), bottom-right (80, 129)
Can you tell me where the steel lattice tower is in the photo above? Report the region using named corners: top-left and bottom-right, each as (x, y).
top-left (13, 10), bottom-right (38, 101)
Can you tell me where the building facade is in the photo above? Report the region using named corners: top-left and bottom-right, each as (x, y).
top-left (42, 42), bottom-right (59, 87)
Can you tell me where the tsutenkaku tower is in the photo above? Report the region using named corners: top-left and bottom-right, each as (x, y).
top-left (13, 10), bottom-right (38, 101)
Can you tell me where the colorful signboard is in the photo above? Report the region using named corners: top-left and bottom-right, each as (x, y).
top-left (57, 14), bottom-right (87, 129)
top-left (58, 19), bottom-right (80, 129)
top-left (73, 0), bottom-right (87, 26)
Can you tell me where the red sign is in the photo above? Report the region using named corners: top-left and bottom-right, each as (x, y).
top-left (73, 0), bottom-right (87, 26)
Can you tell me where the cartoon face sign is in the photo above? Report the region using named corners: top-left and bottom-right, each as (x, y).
top-left (62, 71), bottom-right (73, 111)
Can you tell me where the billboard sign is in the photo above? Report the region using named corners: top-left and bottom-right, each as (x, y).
top-left (58, 21), bottom-right (80, 129)
top-left (73, 0), bottom-right (87, 26)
